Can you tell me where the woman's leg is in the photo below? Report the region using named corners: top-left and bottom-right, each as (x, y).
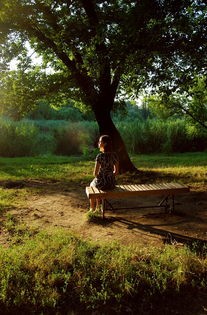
top-left (96, 198), bottom-right (101, 207)
top-left (89, 180), bottom-right (98, 211)
top-left (90, 198), bottom-right (96, 211)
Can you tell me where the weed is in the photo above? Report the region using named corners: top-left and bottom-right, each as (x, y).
top-left (86, 210), bottom-right (103, 223)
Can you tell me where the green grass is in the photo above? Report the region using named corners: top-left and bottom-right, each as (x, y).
top-left (0, 155), bottom-right (93, 183)
top-left (132, 151), bottom-right (207, 168)
top-left (0, 151), bottom-right (206, 183)
top-left (131, 152), bottom-right (207, 185)
top-left (0, 229), bottom-right (206, 314)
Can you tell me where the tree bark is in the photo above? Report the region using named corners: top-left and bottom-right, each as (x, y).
top-left (93, 100), bottom-right (137, 173)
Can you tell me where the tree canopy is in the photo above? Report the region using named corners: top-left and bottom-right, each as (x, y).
top-left (0, 0), bottom-right (206, 171)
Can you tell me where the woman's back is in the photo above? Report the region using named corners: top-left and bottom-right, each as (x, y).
top-left (95, 151), bottom-right (118, 190)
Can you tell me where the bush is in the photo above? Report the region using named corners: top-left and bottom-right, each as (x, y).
top-left (28, 101), bottom-right (84, 121)
top-left (162, 120), bottom-right (189, 153)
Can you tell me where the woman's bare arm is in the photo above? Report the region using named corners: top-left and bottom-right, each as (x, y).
top-left (93, 161), bottom-right (100, 177)
top-left (113, 161), bottom-right (119, 176)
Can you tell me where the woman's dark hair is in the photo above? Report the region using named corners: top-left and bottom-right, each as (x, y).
top-left (99, 135), bottom-right (112, 152)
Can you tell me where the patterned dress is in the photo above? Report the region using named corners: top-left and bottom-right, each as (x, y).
top-left (90, 152), bottom-right (118, 190)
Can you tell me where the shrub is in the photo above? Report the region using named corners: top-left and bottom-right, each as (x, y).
top-left (32, 132), bottom-right (56, 155)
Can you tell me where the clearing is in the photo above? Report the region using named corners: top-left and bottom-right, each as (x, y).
top-left (1, 178), bottom-right (206, 248)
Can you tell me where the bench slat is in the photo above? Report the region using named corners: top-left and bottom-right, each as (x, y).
top-left (86, 182), bottom-right (189, 200)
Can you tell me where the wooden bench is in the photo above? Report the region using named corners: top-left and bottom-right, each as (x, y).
top-left (85, 182), bottom-right (190, 219)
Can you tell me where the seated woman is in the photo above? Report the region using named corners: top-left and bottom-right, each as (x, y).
top-left (89, 134), bottom-right (119, 212)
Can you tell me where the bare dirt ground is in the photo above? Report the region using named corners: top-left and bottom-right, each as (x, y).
top-left (1, 180), bottom-right (207, 248)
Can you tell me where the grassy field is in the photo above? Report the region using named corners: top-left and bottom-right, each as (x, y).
top-left (0, 152), bottom-right (207, 314)
top-left (0, 151), bottom-right (206, 182)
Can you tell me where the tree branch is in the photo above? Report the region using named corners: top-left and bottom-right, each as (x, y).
top-left (27, 23), bottom-right (96, 102)
top-left (177, 103), bottom-right (207, 130)
top-left (80, 0), bottom-right (99, 30)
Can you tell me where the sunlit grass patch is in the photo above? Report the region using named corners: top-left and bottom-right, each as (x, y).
top-left (0, 155), bottom-right (93, 184)
top-left (86, 209), bottom-right (103, 223)
top-left (0, 188), bottom-right (25, 213)
top-left (132, 152), bottom-right (207, 168)
top-left (131, 152), bottom-right (207, 185)
top-left (0, 229), bottom-right (206, 313)
top-left (0, 152), bottom-right (206, 183)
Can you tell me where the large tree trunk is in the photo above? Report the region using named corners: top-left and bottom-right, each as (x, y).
top-left (93, 100), bottom-right (137, 173)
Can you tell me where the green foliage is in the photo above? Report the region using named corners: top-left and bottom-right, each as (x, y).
top-left (144, 75), bottom-right (207, 129)
top-left (0, 69), bottom-right (50, 120)
top-left (0, 230), bottom-right (206, 313)
top-left (163, 120), bottom-right (189, 153)
top-left (187, 76), bottom-right (207, 126)
top-left (144, 94), bottom-right (176, 119)
top-left (54, 106), bottom-right (83, 121)
top-left (113, 101), bottom-right (150, 122)
top-left (28, 100), bottom-right (84, 121)
top-left (0, 118), bottom-right (37, 157)
top-left (0, 68), bottom-right (88, 121)
top-left (28, 100), bottom-right (56, 120)
top-left (117, 119), bottom-right (164, 153)
top-left (1, 0), bottom-right (206, 109)
top-left (186, 124), bottom-right (207, 151)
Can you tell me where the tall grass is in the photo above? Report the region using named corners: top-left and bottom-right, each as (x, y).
top-left (0, 230), bottom-right (206, 314)
top-left (0, 117), bottom-right (206, 157)
top-left (117, 119), bottom-right (207, 154)
top-left (0, 118), bottom-right (55, 157)
top-left (117, 119), bottom-right (166, 153)
top-left (0, 118), bottom-right (99, 157)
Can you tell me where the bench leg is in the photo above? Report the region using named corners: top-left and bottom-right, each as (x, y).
top-left (101, 199), bottom-right (114, 219)
top-left (158, 195), bottom-right (175, 213)
top-left (101, 199), bottom-right (106, 219)
top-left (172, 195), bottom-right (175, 212)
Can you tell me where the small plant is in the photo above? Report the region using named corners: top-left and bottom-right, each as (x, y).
top-left (86, 209), bottom-right (102, 223)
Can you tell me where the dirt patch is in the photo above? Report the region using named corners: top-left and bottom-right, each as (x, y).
top-left (1, 180), bottom-right (207, 248)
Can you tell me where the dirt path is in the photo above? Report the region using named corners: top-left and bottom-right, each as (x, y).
top-left (2, 181), bottom-right (206, 248)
